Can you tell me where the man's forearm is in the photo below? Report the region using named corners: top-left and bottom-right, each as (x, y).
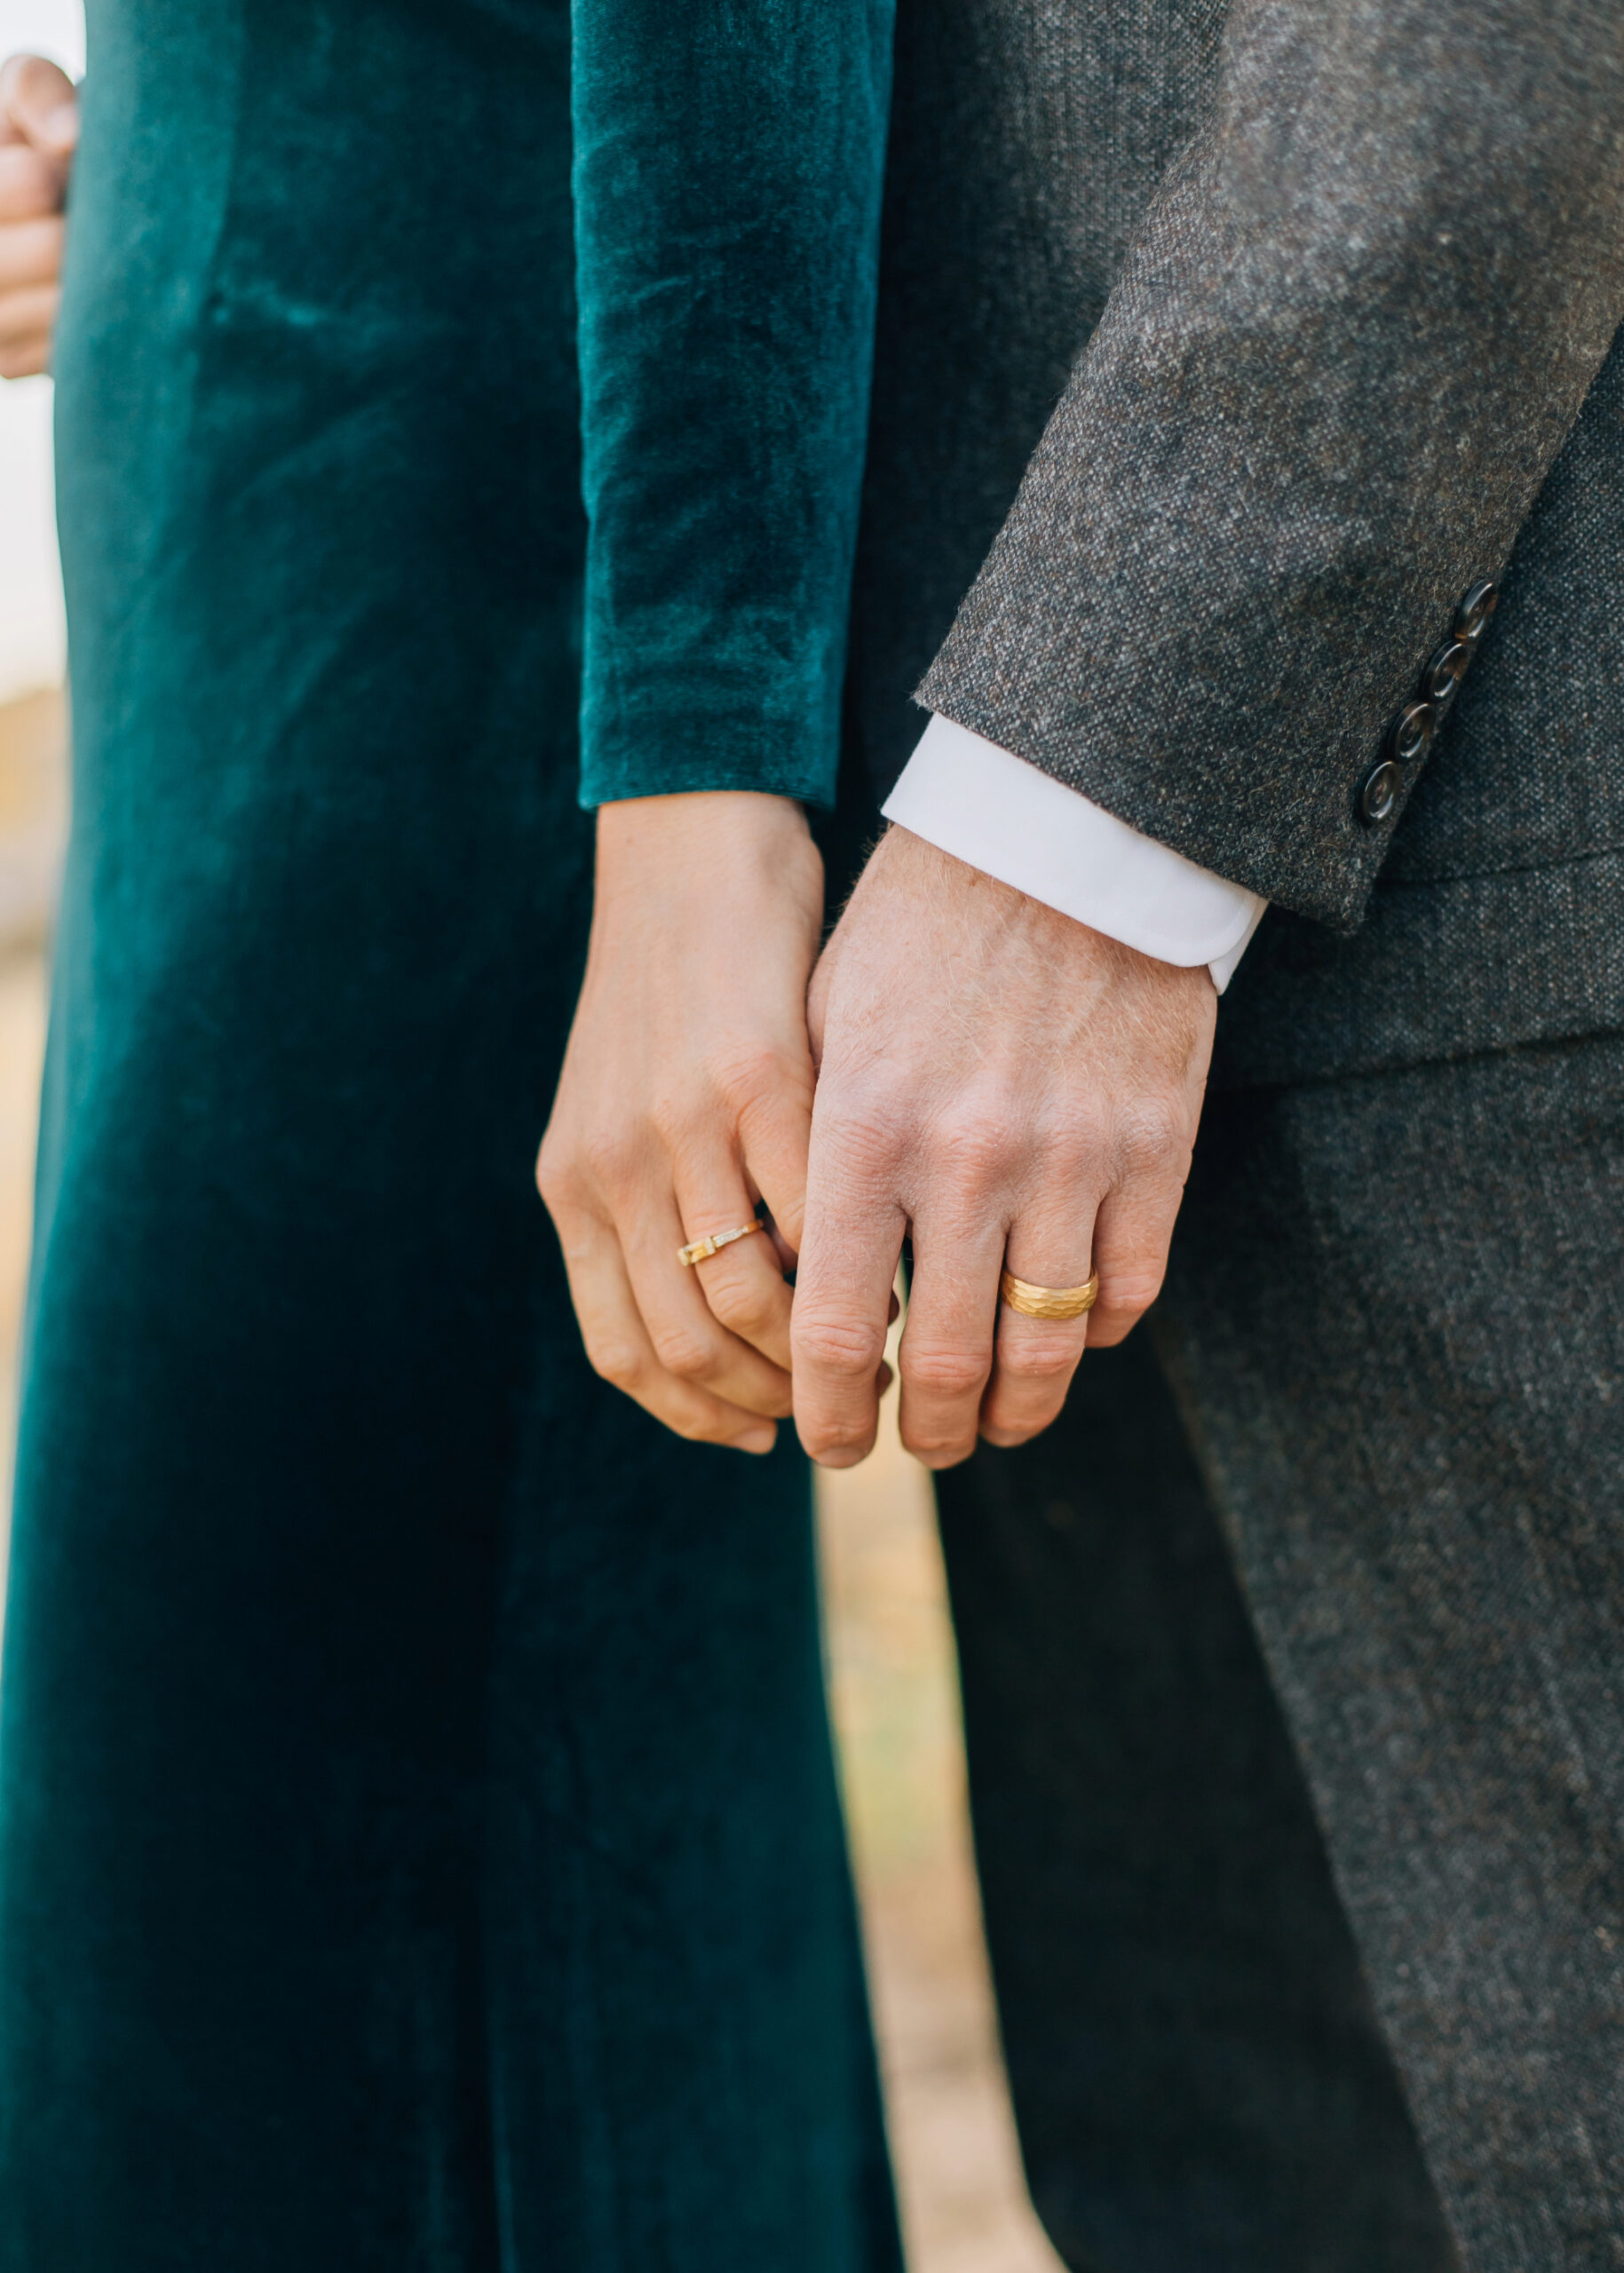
top-left (917, 0), bottom-right (1624, 931)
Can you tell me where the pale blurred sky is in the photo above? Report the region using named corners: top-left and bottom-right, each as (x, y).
top-left (0, 0), bottom-right (84, 701)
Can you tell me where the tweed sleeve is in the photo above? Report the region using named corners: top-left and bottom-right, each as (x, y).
top-left (571, 0), bottom-right (893, 810)
top-left (917, 0), bottom-right (1624, 931)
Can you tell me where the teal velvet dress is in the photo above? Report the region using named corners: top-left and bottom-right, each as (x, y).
top-left (0, 3), bottom-right (899, 2263)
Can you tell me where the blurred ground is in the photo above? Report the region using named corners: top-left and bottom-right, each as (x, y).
top-left (820, 1424), bottom-right (1065, 2272)
top-left (0, 685), bottom-right (1062, 2272)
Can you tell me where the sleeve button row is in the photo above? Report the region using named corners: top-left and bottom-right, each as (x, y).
top-left (1357, 579), bottom-right (1498, 828)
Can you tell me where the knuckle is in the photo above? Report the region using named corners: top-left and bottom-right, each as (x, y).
top-left (802, 1422), bottom-right (875, 1467)
top-left (534, 1135), bottom-right (576, 1208)
top-left (931, 1104), bottom-right (1017, 1193)
top-left (1087, 1281), bottom-right (1163, 1347)
top-left (677, 1411), bottom-right (739, 1446)
top-left (585, 1338), bottom-right (642, 1392)
top-left (899, 1417), bottom-right (978, 1469)
top-left (1116, 1092), bottom-right (1189, 1175)
top-left (998, 1331), bottom-right (1081, 1384)
top-left (1035, 1101), bottom-right (1110, 1179)
top-left (1098, 1261), bottom-right (1166, 1318)
top-left (899, 1341), bottom-right (989, 1400)
top-left (578, 1122), bottom-right (640, 1196)
top-left (809, 1077), bottom-right (909, 1163)
top-left (648, 1085), bottom-right (709, 1153)
top-left (707, 1271), bottom-right (774, 1337)
top-left (793, 1313), bottom-right (887, 1378)
top-left (650, 1322), bottom-right (721, 1382)
top-left (716, 1041), bottom-right (809, 1115)
top-left (816, 1097), bottom-right (901, 1181)
top-left (978, 1415), bottom-right (1044, 1450)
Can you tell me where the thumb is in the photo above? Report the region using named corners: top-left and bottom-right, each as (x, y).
top-left (0, 56), bottom-right (79, 157)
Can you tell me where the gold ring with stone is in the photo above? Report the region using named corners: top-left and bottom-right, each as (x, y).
top-left (998, 1268), bottom-right (1100, 1321)
top-left (677, 1220), bottom-right (766, 1269)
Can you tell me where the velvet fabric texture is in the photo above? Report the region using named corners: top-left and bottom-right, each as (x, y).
top-left (0, 4), bottom-right (901, 2265)
top-left (572, 0), bottom-right (893, 810)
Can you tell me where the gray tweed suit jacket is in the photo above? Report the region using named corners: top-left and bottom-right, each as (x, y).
top-left (846, 0), bottom-right (1624, 1083)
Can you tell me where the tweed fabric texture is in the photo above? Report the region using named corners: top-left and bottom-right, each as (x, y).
top-left (833, 0), bottom-right (1624, 1079)
top-left (915, 0), bottom-right (1624, 929)
top-left (1152, 1033), bottom-right (1624, 2269)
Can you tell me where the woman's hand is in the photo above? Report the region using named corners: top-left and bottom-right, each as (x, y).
top-left (537, 792), bottom-right (824, 1454)
top-left (0, 55), bottom-right (77, 381)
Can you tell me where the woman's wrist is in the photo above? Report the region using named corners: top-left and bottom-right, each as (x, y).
top-left (593, 791), bottom-right (821, 924)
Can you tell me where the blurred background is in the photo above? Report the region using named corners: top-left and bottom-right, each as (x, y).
top-left (0, 4), bottom-right (1062, 2264)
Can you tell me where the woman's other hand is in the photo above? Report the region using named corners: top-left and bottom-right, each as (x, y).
top-left (0, 54), bottom-right (77, 380)
top-left (537, 793), bottom-right (823, 1454)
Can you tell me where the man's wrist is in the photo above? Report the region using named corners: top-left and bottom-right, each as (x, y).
top-left (883, 716), bottom-right (1266, 993)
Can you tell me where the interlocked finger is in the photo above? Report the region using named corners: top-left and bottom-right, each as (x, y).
top-left (675, 1164), bottom-right (795, 1372)
top-left (0, 281), bottom-right (55, 345)
top-left (623, 1192), bottom-right (794, 1419)
top-left (0, 212), bottom-right (61, 291)
top-left (556, 1206), bottom-right (779, 1452)
top-left (0, 145), bottom-right (63, 220)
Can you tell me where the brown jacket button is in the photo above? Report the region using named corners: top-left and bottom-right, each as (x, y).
top-left (1454, 580), bottom-right (1499, 641)
top-left (1423, 638), bottom-right (1474, 716)
top-left (1359, 758), bottom-right (1401, 824)
top-left (1390, 699), bottom-right (1435, 764)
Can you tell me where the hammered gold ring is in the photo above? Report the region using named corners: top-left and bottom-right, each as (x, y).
top-left (677, 1220), bottom-right (765, 1269)
top-left (998, 1268), bottom-right (1100, 1322)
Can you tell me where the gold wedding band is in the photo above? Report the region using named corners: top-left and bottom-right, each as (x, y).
top-left (678, 1220), bottom-right (766, 1268)
top-left (999, 1268), bottom-right (1100, 1321)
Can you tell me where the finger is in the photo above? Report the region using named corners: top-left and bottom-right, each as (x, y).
top-left (675, 1081), bottom-right (810, 1370)
top-left (0, 213), bottom-right (63, 292)
top-left (624, 1192), bottom-right (796, 1420)
top-left (677, 1083), bottom-right (809, 1368)
top-left (791, 1125), bottom-right (907, 1467)
top-left (1083, 1173), bottom-right (1184, 1350)
top-left (0, 142), bottom-right (68, 221)
top-left (893, 1208), bottom-right (1007, 1469)
top-left (0, 315), bottom-right (54, 379)
top-left (554, 1202), bottom-right (779, 1452)
top-left (0, 281), bottom-right (58, 342)
top-left (739, 1082), bottom-right (812, 1262)
top-left (676, 1182), bottom-right (795, 1373)
top-left (979, 1208), bottom-right (1099, 1449)
top-left (0, 57), bottom-right (79, 157)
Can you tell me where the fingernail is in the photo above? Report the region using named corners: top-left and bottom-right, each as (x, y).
top-left (736, 1428), bottom-right (775, 1454)
top-left (45, 104), bottom-right (79, 149)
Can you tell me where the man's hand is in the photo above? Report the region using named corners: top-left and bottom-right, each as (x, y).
top-left (0, 54), bottom-right (77, 381)
top-left (538, 792), bottom-right (824, 1455)
top-left (793, 825), bottom-right (1216, 1469)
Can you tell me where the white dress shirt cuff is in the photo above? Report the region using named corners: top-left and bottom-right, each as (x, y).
top-left (881, 715), bottom-right (1267, 994)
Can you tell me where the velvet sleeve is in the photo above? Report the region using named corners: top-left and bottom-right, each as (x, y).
top-left (571, 0), bottom-right (894, 810)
